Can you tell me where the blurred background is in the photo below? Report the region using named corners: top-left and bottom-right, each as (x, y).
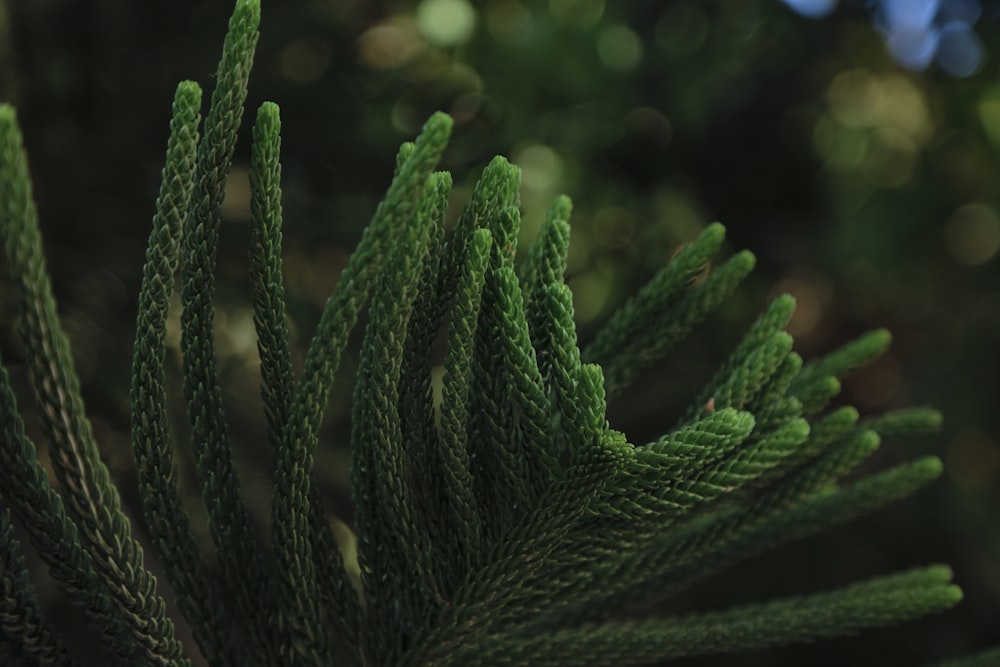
top-left (1, 0), bottom-right (999, 663)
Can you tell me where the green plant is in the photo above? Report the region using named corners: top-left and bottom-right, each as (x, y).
top-left (0, 1), bottom-right (968, 665)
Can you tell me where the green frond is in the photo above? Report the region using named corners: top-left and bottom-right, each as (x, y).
top-left (248, 100), bottom-right (361, 661)
top-left (576, 363), bottom-right (611, 453)
top-left (406, 430), bottom-right (628, 667)
top-left (639, 407), bottom-right (756, 464)
top-left (795, 374), bottom-right (843, 417)
top-left (590, 248), bottom-right (757, 396)
top-left (396, 141), bottom-right (416, 169)
top-left (686, 294), bottom-right (802, 426)
top-left (542, 282), bottom-right (585, 455)
top-left (584, 223), bottom-right (726, 364)
top-left (0, 364), bottom-right (138, 663)
top-left (430, 156), bottom-right (521, 340)
top-left (713, 409), bottom-right (869, 519)
top-left (494, 264), bottom-right (559, 496)
top-left (436, 227), bottom-right (493, 591)
top-left (0, 105), bottom-right (187, 667)
top-left (273, 112), bottom-right (452, 662)
top-left (178, 1), bottom-right (278, 661)
top-left (790, 328), bottom-right (892, 414)
top-left (469, 214), bottom-right (527, 542)
top-left (565, 453), bottom-right (944, 620)
top-left (249, 100), bottom-right (294, 452)
top-left (862, 406), bottom-right (943, 439)
top-left (0, 2), bottom-right (969, 663)
top-left (276, 112), bottom-right (453, 497)
top-left (748, 427), bottom-right (881, 522)
top-left (444, 566), bottom-right (960, 667)
top-left (643, 456), bottom-right (946, 603)
top-left (351, 170), bottom-right (442, 659)
top-left (132, 81), bottom-right (240, 666)
top-left (520, 196), bottom-right (573, 343)
top-left (712, 417), bottom-right (811, 487)
top-left (0, 508), bottom-right (78, 667)
top-left (444, 157), bottom-right (521, 279)
top-left (796, 426), bottom-right (882, 489)
top-left (685, 331), bottom-right (795, 421)
top-left (394, 171), bottom-right (453, 634)
top-left (805, 327), bottom-right (893, 379)
top-left (398, 170), bottom-right (451, 544)
top-left (787, 405), bottom-right (860, 464)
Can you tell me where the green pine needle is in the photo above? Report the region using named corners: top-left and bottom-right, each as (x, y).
top-left (0, 508), bottom-right (78, 667)
top-left (0, 1), bottom-right (974, 665)
top-left (132, 81), bottom-right (241, 666)
top-left (0, 104), bottom-right (188, 667)
top-left (444, 566), bottom-right (960, 667)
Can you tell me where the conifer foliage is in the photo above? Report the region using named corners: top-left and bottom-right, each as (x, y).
top-left (0, 1), bottom-right (967, 665)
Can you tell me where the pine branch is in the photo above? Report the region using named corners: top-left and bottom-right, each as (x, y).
top-left (0, 507), bottom-right (79, 667)
top-left (541, 283), bottom-right (586, 456)
top-left (494, 264), bottom-right (559, 500)
top-left (0, 105), bottom-right (187, 667)
top-left (0, 363), bottom-right (137, 663)
top-left (620, 409), bottom-right (757, 518)
top-left (444, 566), bottom-right (961, 667)
top-left (638, 407), bottom-right (756, 466)
top-left (520, 196), bottom-right (572, 360)
top-left (0, 2), bottom-right (973, 660)
top-left (176, 2), bottom-right (281, 663)
top-left (753, 405), bottom-right (861, 482)
top-left (791, 328), bottom-right (891, 415)
top-left (605, 456), bottom-right (947, 612)
top-left (397, 171), bottom-right (451, 615)
top-left (352, 172), bottom-right (444, 660)
top-left (469, 205), bottom-right (527, 544)
top-left (440, 157), bottom-right (521, 306)
top-left (131, 80), bottom-right (244, 667)
top-left (862, 406), bottom-right (943, 440)
top-left (405, 431), bottom-right (630, 667)
top-left (691, 294), bottom-right (796, 413)
top-left (434, 162), bottom-right (522, 542)
top-left (249, 100), bottom-right (295, 456)
top-left (248, 100), bottom-right (361, 661)
top-left (436, 227), bottom-right (492, 594)
top-left (587, 243), bottom-right (756, 396)
top-left (583, 222), bottom-right (727, 370)
top-left (273, 112), bottom-right (452, 662)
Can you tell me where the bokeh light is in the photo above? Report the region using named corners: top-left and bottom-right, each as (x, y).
top-left (936, 21), bottom-right (985, 76)
top-left (782, 0), bottom-right (838, 19)
top-left (976, 87), bottom-right (1000, 151)
top-left (785, 0), bottom-right (988, 76)
top-left (512, 142), bottom-right (564, 193)
top-left (817, 69), bottom-right (932, 189)
top-left (416, 0), bottom-right (477, 47)
top-left (597, 25), bottom-right (643, 71)
top-left (945, 203), bottom-right (1000, 266)
top-left (356, 18), bottom-right (426, 70)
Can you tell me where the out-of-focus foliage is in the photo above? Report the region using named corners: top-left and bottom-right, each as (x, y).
top-left (786, 0), bottom-right (988, 76)
top-left (2, 0), bottom-right (1000, 663)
